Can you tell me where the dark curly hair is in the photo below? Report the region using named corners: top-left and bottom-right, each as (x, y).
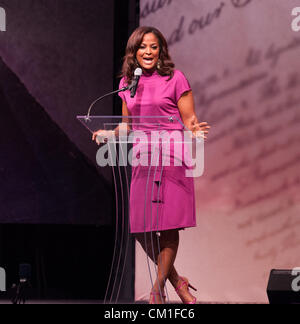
top-left (120, 26), bottom-right (175, 84)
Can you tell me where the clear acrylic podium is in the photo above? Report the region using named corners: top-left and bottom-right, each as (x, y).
top-left (77, 115), bottom-right (203, 176)
top-left (77, 115), bottom-right (204, 304)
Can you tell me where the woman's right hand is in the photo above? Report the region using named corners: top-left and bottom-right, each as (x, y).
top-left (92, 129), bottom-right (115, 145)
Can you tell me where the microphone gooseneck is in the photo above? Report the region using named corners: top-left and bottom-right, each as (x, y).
top-left (85, 68), bottom-right (142, 121)
top-left (86, 87), bottom-right (128, 121)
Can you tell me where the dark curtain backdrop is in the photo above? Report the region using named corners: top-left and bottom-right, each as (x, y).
top-left (0, 0), bottom-right (139, 301)
top-left (0, 0), bottom-right (115, 225)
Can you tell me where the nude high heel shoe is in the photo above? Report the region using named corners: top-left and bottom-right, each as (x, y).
top-left (175, 276), bottom-right (197, 304)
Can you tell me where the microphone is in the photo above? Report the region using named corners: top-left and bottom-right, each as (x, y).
top-left (130, 68), bottom-right (142, 98)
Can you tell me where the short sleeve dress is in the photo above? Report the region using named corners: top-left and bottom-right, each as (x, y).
top-left (118, 69), bottom-right (196, 233)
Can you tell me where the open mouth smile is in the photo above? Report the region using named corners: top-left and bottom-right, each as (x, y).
top-left (142, 57), bottom-right (154, 65)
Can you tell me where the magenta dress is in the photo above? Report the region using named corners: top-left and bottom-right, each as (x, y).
top-left (118, 69), bottom-right (196, 233)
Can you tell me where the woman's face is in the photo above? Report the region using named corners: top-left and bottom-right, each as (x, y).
top-left (136, 32), bottom-right (160, 72)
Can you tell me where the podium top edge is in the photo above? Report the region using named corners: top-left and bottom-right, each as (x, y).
top-left (76, 115), bottom-right (180, 119)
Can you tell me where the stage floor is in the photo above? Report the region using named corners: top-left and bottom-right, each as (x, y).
top-left (0, 299), bottom-right (266, 304)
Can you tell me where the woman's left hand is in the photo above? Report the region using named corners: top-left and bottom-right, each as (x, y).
top-left (177, 92), bottom-right (210, 140)
top-left (190, 117), bottom-right (210, 140)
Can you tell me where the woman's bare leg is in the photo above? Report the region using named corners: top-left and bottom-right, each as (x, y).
top-left (136, 231), bottom-right (196, 303)
top-left (168, 266), bottom-right (180, 287)
top-left (135, 230), bottom-right (179, 303)
top-left (153, 230), bottom-right (179, 294)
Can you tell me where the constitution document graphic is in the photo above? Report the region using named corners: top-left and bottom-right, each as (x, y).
top-left (137, 0), bottom-right (300, 303)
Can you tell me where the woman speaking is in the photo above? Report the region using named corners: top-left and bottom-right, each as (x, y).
top-left (94, 26), bottom-right (210, 304)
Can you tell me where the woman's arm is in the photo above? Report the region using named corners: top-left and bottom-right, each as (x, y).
top-left (177, 91), bottom-right (210, 139)
top-left (116, 100), bottom-right (132, 137)
top-left (121, 100), bottom-right (131, 126)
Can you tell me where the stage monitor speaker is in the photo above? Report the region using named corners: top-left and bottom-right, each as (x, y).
top-left (267, 269), bottom-right (300, 304)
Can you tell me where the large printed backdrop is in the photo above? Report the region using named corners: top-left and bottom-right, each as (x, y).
top-left (136, 0), bottom-right (300, 303)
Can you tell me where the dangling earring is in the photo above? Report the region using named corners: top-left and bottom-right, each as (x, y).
top-left (157, 59), bottom-right (162, 70)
